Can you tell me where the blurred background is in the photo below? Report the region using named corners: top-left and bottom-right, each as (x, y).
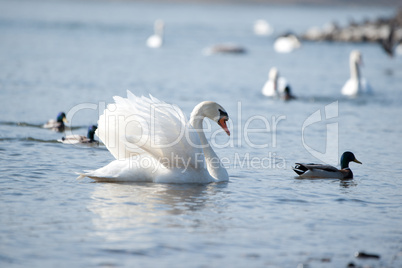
top-left (1, 1), bottom-right (402, 268)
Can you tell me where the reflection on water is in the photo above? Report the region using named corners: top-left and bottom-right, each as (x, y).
top-left (88, 182), bottom-right (228, 241)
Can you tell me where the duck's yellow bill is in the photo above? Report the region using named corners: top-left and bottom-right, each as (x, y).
top-left (354, 158), bottom-right (362, 164)
top-left (63, 117), bottom-right (69, 123)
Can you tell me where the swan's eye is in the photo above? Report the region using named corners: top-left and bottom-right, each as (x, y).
top-left (218, 109), bottom-right (228, 120)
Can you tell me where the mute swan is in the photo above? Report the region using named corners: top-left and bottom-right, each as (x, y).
top-left (253, 19), bottom-right (273, 36)
top-left (146, 19), bottom-right (164, 48)
top-left (58, 125), bottom-right (98, 145)
top-left (78, 91), bottom-right (230, 183)
top-left (43, 112), bottom-right (68, 132)
top-left (341, 50), bottom-right (372, 96)
top-left (293, 151), bottom-right (362, 179)
top-left (273, 33), bottom-right (301, 53)
top-left (262, 67), bottom-right (294, 99)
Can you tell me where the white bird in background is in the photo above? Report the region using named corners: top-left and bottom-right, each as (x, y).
top-left (146, 19), bottom-right (164, 48)
top-left (341, 50), bottom-right (372, 97)
top-left (273, 33), bottom-right (301, 53)
top-left (262, 67), bottom-right (294, 100)
top-left (253, 19), bottom-right (273, 36)
top-left (78, 91), bottom-right (231, 184)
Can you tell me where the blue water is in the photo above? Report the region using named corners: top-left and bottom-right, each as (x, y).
top-left (1, 0), bottom-right (402, 267)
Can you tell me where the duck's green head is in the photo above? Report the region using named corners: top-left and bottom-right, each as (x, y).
top-left (87, 125), bottom-right (98, 141)
top-left (340, 151), bottom-right (362, 169)
top-left (57, 112), bottom-right (68, 123)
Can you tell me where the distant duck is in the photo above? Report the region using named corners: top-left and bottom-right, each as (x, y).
top-left (341, 50), bottom-right (372, 97)
top-left (273, 33), bottom-right (301, 53)
top-left (146, 19), bottom-right (164, 48)
top-left (262, 67), bottom-right (294, 99)
top-left (293, 151), bottom-right (362, 179)
top-left (253, 19), bottom-right (273, 36)
top-left (282, 85), bottom-right (296, 101)
top-left (203, 43), bottom-right (246, 55)
top-left (58, 125), bottom-right (98, 145)
top-left (43, 112), bottom-right (67, 132)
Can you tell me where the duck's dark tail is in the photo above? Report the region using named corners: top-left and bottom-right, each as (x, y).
top-left (292, 163), bottom-right (307, 175)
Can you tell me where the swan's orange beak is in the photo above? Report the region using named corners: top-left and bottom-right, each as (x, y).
top-left (218, 117), bottom-right (230, 136)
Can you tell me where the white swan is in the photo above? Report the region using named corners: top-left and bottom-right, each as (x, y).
top-left (341, 50), bottom-right (372, 96)
top-left (146, 19), bottom-right (164, 48)
top-left (78, 91), bottom-right (230, 183)
top-left (273, 33), bottom-right (301, 53)
top-left (262, 67), bottom-right (291, 98)
top-left (253, 19), bottom-right (273, 36)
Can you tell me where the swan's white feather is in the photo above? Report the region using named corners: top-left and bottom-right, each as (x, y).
top-left (83, 91), bottom-right (225, 183)
top-left (97, 91), bottom-right (203, 168)
top-left (262, 77), bottom-right (288, 97)
top-left (341, 77), bottom-right (371, 96)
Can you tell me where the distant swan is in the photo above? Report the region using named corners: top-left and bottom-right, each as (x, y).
top-left (341, 50), bottom-right (372, 96)
top-left (43, 112), bottom-right (67, 132)
top-left (78, 91), bottom-right (231, 183)
top-left (146, 19), bottom-right (164, 48)
top-left (58, 125), bottom-right (98, 145)
top-left (274, 33), bottom-right (301, 53)
top-left (262, 67), bottom-right (295, 100)
top-left (253, 19), bottom-right (273, 36)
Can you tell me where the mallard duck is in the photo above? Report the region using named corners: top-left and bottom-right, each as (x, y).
top-left (293, 151), bottom-right (362, 179)
top-left (282, 85), bottom-right (296, 101)
top-left (203, 43), bottom-right (246, 55)
top-left (43, 112), bottom-right (68, 132)
top-left (59, 125), bottom-right (98, 145)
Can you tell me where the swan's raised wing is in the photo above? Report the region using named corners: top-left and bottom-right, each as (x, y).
top-left (96, 91), bottom-right (204, 170)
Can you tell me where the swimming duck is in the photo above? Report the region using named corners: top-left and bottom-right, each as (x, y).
top-left (59, 125), bottom-right (98, 145)
top-left (293, 151), bottom-right (362, 179)
top-left (43, 112), bottom-right (68, 132)
top-left (203, 43), bottom-right (246, 55)
top-left (282, 85), bottom-right (296, 101)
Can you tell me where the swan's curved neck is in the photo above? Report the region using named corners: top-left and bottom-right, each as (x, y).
top-left (270, 72), bottom-right (278, 92)
top-left (350, 58), bottom-right (360, 80)
top-left (189, 108), bottom-right (228, 181)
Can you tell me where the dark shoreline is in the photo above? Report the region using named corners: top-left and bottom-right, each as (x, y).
top-left (108, 0), bottom-right (401, 7)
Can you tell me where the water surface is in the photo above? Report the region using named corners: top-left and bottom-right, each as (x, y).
top-left (1, 1), bottom-right (402, 267)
